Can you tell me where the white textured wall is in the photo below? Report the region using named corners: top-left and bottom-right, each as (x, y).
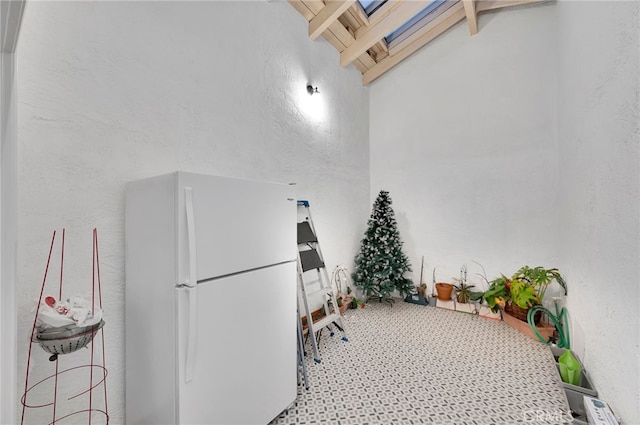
top-left (369, 4), bottom-right (559, 288)
top-left (1, 51), bottom-right (19, 425)
top-left (557, 1), bottom-right (639, 422)
top-left (370, 1), bottom-right (639, 422)
top-left (16, 2), bottom-right (369, 423)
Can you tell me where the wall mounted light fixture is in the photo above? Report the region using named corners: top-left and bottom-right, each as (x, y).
top-left (297, 79), bottom-right (326, 122)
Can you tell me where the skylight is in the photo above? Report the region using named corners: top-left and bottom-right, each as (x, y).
top-left (357, 0), bottom-right (453, 45)
top-left (385, 0), bottom-right (448, 43)
top-left (358, 0), bottom-right (387, 16)
top-left (293, 0), bottom-right (546, 84)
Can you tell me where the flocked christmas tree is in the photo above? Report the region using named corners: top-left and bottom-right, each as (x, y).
top-left (352, 190), bottom-right (413, 302)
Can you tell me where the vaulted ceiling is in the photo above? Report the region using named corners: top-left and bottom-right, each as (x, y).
top-left (288, 0), bottom-right (548, 85)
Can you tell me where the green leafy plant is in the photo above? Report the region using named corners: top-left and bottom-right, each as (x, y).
top-left (509, 278), bottom-right (537, 309)
top-left (512, 265), bottom-right (567, 304)
top-left (452, 265), bottom-right (477, 303)
top-left (482, 275), bottom-right (508, 312)
top-left (350, 298), bottom-right (366, 309)
top-left (482, 266), bottom-right (567, 313)
top-left (454, 282), bottom-right (475, 303)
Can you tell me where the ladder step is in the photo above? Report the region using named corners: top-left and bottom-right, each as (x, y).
top-left (299, 249), bottom-right (325, 272)
top-left (297, 222), bottom-right (318, 244)
top-left (311, 313), bottom-right (341, 332)
top-left (305, 288), bottom-right (332, 298)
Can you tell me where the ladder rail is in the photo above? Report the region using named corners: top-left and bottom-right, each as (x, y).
top-left (296, 200), bottom-right (348, 364)
top-left (296, 299), bottom-right (309, 390)
top-left (300, 206), bottom-right (335, 312)
top-left (303, 208), bottom-right (344, 324)
top-left (297, 258), bottom-right (322, 362)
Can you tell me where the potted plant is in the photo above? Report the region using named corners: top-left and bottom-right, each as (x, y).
top-left (333, 267), bottom-right (353, 314)
top-left (482, 265), bottom-right (567, 340)
top-left (350, 297), bottom-right (366, 309)
top-left (453, 265), bottom-right (482, 303)
top-left (452, 265), bottom-right (483, 313)
top-left (336, 296), bottom-right (350, 315)
top-left (513, 265), bottom-right (566, 305)
top-left (337, 286), bottom-right (353, 314)
top-left (435, 283), bottom-right (453, 300)
top-left (471, 261), bottom-right (502, 319)
top-left (431, 267), bottom-right (454, 301)
top-left (453, 282), bottom-right (473, 303)
top-left (483, 266), bottom-right (566, 322)
top-left (483, 274), bottom-right (541, 323)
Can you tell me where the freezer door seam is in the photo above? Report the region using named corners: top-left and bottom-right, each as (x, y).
top-left (196, 259), bottom-right (296, 284)
top-left (184, 187), bottom-right (198, 383)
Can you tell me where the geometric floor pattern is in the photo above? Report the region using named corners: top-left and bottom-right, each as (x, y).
top-left (270, 300), bottom-right (571, 425)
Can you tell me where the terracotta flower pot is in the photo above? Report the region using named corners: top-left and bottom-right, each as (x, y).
top-left (435, 283), bottom-right (453, 301)
top-left (338, 296), bottom-right (352, 315)
top-left (502, 310), bottom-right (554, 341)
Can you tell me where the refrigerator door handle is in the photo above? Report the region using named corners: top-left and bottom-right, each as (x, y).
top-left (185, 286), bottom-right (197, 383)
top-left (184, 187), bottom-right (198, 383)
top-left (185, 187), bottom-right (197, 288)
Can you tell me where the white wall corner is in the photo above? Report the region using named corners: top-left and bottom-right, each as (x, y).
top-left (568, 315), bottom-right (585, 363)
top-left (1, 0), bottom-right (26, 53)
top-left (0, 51), bottom-right (19, 425)
top-left (0, 51), bottom-right (18, 425)
top-left (1, 2), bottom-right (24, 424)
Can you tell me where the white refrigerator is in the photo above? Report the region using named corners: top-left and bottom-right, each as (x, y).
top-left (125, 172), bottom-right (297, 425)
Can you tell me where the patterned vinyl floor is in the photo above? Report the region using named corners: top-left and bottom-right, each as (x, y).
top-left (270, 300), bottom-right (570, 425)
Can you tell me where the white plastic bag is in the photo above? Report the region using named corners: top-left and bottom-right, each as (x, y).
top-left (36, 294), bottom-right (103, 330)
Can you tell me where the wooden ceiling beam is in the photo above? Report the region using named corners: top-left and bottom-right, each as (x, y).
top-left (290, 0), bottom-right (549, 83)
top-left (309, 0), bottom-right (357, 40)
top-left (363, 2), bottom-right (465, 84)
top-left (339, 7), bottom-right (363, 31)
top-left (462, 0), bottom-right (478, 35)
top-left (351, 2), bottom-right (370, 27)
top-left (288, 0), bottom-right (315, 20)
top-left (364, 0), bottom-right (403, 29)
top-left (340, 0), bottom-right (430, 67)
top-left (476, 0), bottom-right (548, 12)
top-left (330, 22), bottom-right (377, 69)
top-left (290, 0), bottom-right (375, 71)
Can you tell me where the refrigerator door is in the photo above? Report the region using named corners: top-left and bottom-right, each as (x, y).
top-left (175, 172), bottom-right (296, 285)
top-left (176, 262), bottom-right (297, 425)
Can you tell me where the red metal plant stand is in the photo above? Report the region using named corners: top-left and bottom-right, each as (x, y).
top-left (20, 229), bottom-right (109, 425)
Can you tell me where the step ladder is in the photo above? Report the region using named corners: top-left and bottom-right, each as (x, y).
top-left (297, 200), bottom-right (348, 364)
top-left (296, 299), bottom-right (309, 390)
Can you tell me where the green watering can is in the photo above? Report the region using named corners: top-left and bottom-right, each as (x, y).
top-left (558, 350), bottom-right (581, 386)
